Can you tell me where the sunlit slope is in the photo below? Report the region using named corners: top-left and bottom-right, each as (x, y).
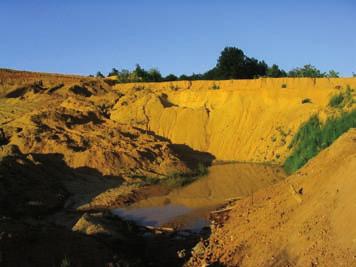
top-left (187, 128), bottom-right (356, 266)
top-left (111, 78), bottom-right (356, 163)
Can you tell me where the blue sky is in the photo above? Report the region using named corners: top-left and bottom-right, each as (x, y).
top-left (0, 0), bottom-right (355, 76)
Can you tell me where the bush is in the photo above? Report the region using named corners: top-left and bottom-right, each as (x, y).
top-left (284, 110), bottom-right (356, 174)
top-left (328, 88), bottom-right (353, 108)
top-left (329, 94), bottom-right (344, 108)
top-left (210, 83), bottom-right (220, 90)
top-left (281, 83), bottom-right (287, 88)
top-left (301, 98), bottom-right (312, 104)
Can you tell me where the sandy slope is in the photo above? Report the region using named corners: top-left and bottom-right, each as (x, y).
top-left (187, 129), bottom-right (356, 267)
top-left (111, 78), bottom-right (356, 163)
top-left (1, 69), bottom-right (355, 266)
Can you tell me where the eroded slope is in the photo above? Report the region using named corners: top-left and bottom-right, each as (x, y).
top-left (111, 78), bottom-right (356, 163)
top-left (187, 129), bottom-right (356, 266)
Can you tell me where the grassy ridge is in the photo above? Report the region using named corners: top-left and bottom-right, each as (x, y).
top-left (284, 109), bottom-right (356, 174)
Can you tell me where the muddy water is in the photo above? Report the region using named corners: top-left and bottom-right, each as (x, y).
top-left (113, 163), bottom-right (286, 231)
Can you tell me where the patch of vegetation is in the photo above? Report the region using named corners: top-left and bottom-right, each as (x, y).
top-left (210, 83), bottom-right (220, 90)
top-left (276, 126), bottom-right (290, 137)
top-left (288, 64), bottom-right (339, 78)
top-left (281, 83), bottom-right (287, 89)
top-left (98, 47), bottom-right (343, 82)
top-left (132, 85), bottom-right (145, 91)
top-left (169, 83), bottom-right (179, 91)
top-left (328, 87), bottom-right (354, 108)
top-left (301, 98), bottom-right (312, 104)
top-left (284, 110), bottom-right (356, 174)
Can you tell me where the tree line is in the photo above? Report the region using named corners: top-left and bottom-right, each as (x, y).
top-left (95, 46), bottom-right (344, 82)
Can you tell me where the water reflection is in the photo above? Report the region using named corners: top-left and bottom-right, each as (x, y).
top-left (113, 163), bottom-right (286, 230)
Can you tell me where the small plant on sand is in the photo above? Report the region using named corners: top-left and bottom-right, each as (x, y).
top-left (210, 83), bottom-right (220, 90)
top-left (301, 98), bottom-right (312, 104)
top-left (284, 109), bottom-right (356, 174)
top-left (281, 83), bottom-right (287, 89)
top-left (169, 83), bottom-right (179, 91)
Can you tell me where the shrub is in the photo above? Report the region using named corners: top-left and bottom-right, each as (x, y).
top-left (281, 83), bottom-right (287, 88)
top-left (328, 88), bottom-right (353, 108)
top-left (284, 110), bottom-right (356, 174)
top-left (329, 94), bottom-right (344, 108)
top-left (301, 98), bottom-right (312, 104)
top-left (210, 83), bottom-right (220, 90)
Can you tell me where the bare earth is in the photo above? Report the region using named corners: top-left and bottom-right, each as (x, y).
top-left (0, 69), bottom-right (355, 266)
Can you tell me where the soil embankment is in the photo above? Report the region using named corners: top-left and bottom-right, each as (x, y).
top-left (0, 69), bottom-right (355, 266)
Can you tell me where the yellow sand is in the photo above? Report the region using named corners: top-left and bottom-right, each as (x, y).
top-left (111, 77), bottom-right (356, 163)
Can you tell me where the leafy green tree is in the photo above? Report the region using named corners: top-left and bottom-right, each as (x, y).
top-left (215, 47), bottom-right (246, 79)
top-left (96, 71), bottom-right (104, 78)
top-left (132, 64), bottom-right (147, 81)
top-left (326, 70), bottom-right (339, 78)
top-left (288, 64), bottom-right (325, 78)
top-left (179, 74), bottom-right (190, 80)
top-left (147, 68), bottom-right (162, 82)
top-left (164, 74), bottom-right (178, 81)
top-left (108, 68), bottom-right (119, 77)
top-left (117, 69), bottom-right (130, 82)
top-left (267, 64), bottom-right (287, 77)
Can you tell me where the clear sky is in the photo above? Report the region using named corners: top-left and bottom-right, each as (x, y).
top-left (0, 0), bottom-right (355, 76)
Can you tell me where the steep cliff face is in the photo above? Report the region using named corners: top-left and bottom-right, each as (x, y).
top-left (111, 78), bottom-right (356, 163)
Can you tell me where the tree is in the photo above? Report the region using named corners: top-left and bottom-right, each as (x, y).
top-left (288, 64), bottom-right (325, 78)
top-left (132, 64), bottom-right (149, 81)
top-left (164, 74), bottom-right (178, 81)
top-left (216, 47), bottom-right (246, 79)
top-left (326, 70), bottom-right (339, 78)
top-left (147, 68), bottom-right (162, 82)
top-left (179, 74), bottom-right (190, 80)
top-left (108, 68), bottom-right (119, 77)
top-left (96, 71), bottom-right (104, 78)
top-left (117, 69), bottom-right (130, 82)
top-left (267, 64), bottom-right (287, 77)
top-left (203, 46), bottom-right (269, 80)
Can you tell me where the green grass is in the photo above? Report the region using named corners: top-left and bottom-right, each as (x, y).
top-left (284, 109), bottom-right (356, 174)
top-left (328, 87), bottom-right (354, 108)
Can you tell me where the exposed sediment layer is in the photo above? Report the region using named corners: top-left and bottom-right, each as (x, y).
top-left (112, 78), bottom-right (356, 163)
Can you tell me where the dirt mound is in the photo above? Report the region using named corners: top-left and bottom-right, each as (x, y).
top-left (5, 81), bottom-right (46, 98)
top-left (187, 129), bottom-right (356, 266)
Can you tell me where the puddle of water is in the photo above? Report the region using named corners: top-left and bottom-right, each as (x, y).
top-left (113, 163), bottom-right (286, 230)
top-left (114, 204), bottom-right (190, 227)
